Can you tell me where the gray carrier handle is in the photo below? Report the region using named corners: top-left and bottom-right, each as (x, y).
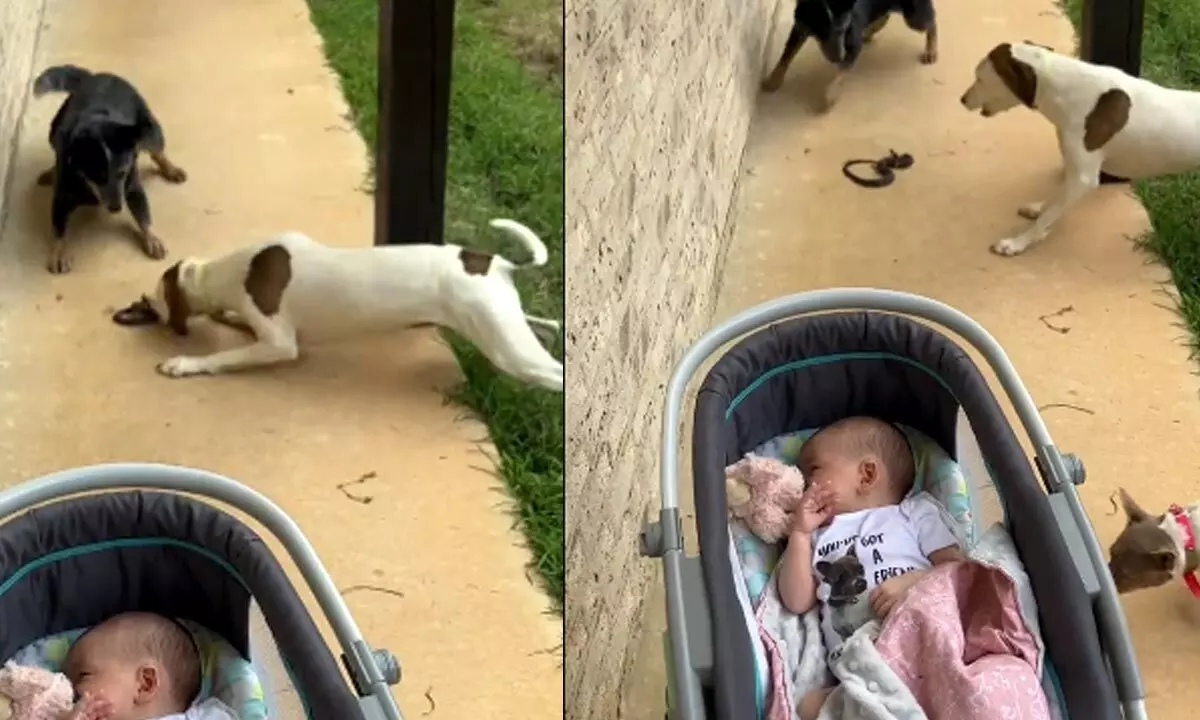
top-left (0, 463), bottom-right (404, 720)
top-left (644, 288), bottom-right (1145, 720)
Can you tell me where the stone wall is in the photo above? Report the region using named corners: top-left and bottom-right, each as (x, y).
top-left (564, 0), bottom-right (781, 713)
top-left (0, 0), bottom-right (44, 226)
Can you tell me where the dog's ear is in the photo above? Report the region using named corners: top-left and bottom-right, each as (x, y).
top-left (844, 543), bottom-right (859, 559)
top-left (815, 561), bottom-right (831, 578)
top-left (987, 42), bottom-right (1038, 107)
top-left (1117, 487), bottom-right (1152, 525)
top-left (161, 261), bottom-right (191, 336)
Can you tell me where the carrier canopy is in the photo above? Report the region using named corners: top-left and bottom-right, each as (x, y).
top-left (692, 311), bottom-right (1118, 720)
top-left (0, 490), bottom-right (363, 718)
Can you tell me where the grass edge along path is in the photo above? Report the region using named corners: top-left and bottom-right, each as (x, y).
top-left (305, 0), bottom-right (565, 612)
top-left (1061, 0), bottom-right (1200, 359)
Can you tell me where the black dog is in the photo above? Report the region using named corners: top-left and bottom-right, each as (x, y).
top-left (32, 64), bottom-right (187, 274)
top-left (762, 0), bottom-right (937, 109)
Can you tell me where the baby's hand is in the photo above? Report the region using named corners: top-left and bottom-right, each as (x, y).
top-left (63, 692), bottom-right (114, 720)
top-left (869, 570), bottom-right (925, 618)
top-left (793, 485), bottom-right (836, 534)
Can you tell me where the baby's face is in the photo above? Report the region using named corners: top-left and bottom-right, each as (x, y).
top-left (799, 439), bottom-right (865, 513)
top-left (64, 630), bottom-right (140, 718)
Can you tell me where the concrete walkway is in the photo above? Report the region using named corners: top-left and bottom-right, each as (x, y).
top-left (0, 2), bottom-right (561, 719)
top-left (716, 0), bottom-right (1200, 718)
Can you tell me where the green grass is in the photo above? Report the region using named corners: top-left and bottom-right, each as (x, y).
top-left (1062, 0), bottom-right (1200, 353)
top-left (306, 0), bottom-right (564, 610)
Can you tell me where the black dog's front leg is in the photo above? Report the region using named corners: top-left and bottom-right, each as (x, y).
top-left (900, 0), bottom-right (938, 63)
top-left (124, 167), bottom-right (167, 260)
top-left (48, 188), bottom-right (75, 274)
top-left (763, 24), bottom-right (810, 92)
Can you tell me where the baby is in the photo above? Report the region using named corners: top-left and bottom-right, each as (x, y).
top-left (776, 416), bottom-right (964, 720)
top-left (60, 612), bottom-right (234, 720)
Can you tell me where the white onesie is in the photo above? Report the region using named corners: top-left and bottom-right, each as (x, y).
top-left (810, 491), bottom-right (959, 655)
top-left (156, 697), bottom-right (239, 720)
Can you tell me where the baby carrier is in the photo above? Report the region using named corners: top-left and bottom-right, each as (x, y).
top-left (640, 288), bottom-right (1147, 720)
top-left (0, 463), bottom-right (404, 719)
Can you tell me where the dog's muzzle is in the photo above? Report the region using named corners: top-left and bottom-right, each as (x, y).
top-left (103, 189), bottom-right (123, 213)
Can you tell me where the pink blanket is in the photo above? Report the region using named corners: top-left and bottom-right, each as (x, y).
top-left (874, 561), bottom-right (1050, 720)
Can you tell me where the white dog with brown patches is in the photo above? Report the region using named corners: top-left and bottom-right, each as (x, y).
top-left (113, 219), bottom-right (564, 392)
top-left (960, 41), bottom-right (1200, 256)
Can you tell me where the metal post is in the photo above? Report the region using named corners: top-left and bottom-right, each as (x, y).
top-left (1079, 0), bottom-right (1145, 77)
top-left (374, 0), bottom-right (456, 246)
top-left (1079, 0), bottom-right (1145, 185)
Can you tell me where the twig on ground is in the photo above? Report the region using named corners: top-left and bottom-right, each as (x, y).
top-left (423, 687), bottom-right (436, 715)
top-left (1037, 402), bottom-right (1095, 416)
top-left (529, 643), bottom-right (562, 657)
top-left (337, 471), bottom-right (376, 504)
top-left (1037, 305), bottom-right (1075, 334)
top-left (341, 584), bottom-right (405, 599)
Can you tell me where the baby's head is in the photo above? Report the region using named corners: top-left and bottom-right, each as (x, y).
top-left (63, 612), bottom-right (200, 719)
top-left (799, 416), bottom-right (915, 514)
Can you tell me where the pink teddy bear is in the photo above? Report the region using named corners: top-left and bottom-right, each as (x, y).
top-left (0, 662), bottom-right (75, 720)
top-left (725, 453), bottom-right (807, 543)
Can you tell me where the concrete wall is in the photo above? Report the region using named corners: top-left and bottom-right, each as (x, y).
top-left (0, 0), bottom-right (44, 225)
top-left (564, 0), bottom-right (780, 713)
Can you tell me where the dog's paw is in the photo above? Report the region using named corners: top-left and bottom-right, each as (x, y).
top-left (761, 74), bottom-right (785, 93)
top-left (920, 49), bottom-right (938, 64)
top-left (1017, 202), bottom-right (1044, 220)
top-left (47, 245), bottom-right (71, 274)
top-left (818, 77), bottom-right (844, 113)
top-left (156, 356), bottom-right (207, 378)
top-left (36, 168), bottom-right (55, 187)
top-left (990, 236), bottom-right (1032, 257)
top-left (160, 166), bottom-right (188, 184)
top-left (142, 234), bottom-right (168, 260)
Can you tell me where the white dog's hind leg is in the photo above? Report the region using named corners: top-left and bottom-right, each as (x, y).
top-left (993, 148), bottom-right (1103, 256)
top-left (521, 362), bottom-right (563, 393)
top-left (452, 306), bottom-right (564, 392)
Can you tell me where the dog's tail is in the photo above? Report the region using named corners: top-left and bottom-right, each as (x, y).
top-left (489, 218), bottom-right (548, 268)
top-left (32, 65), bottom-right (92, 98)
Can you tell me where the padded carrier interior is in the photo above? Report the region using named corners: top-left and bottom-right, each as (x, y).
top-left (691, 311), bottom-right (1120, 720)
top-left (0, 490), bottom-right (362, 718)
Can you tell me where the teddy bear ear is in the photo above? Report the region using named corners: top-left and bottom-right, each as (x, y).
top-left (726, 476), bottom-right (751, 507)
top-left (0, 663), bottom-right (14, 696)
top-left (4, 665), bottom-right (55, 698)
